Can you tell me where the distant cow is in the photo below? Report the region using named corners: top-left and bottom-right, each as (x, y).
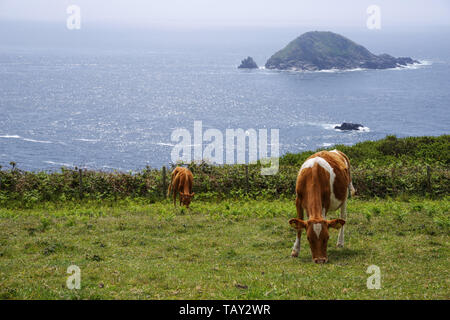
top-left (167, 167), bottom-right (194, 208)
top-left (289, 150), bottom-right (355, 263)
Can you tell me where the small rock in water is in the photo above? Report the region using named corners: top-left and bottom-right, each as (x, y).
top-left (238, 56), bottom-right (258, 69)
top-left (334, 122), bottom-right (364, 131)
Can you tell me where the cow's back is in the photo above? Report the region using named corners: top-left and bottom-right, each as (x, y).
top-left (296, 150), bottom-right (351, 213)
top-left (176, 167), bottom-right (193, 191)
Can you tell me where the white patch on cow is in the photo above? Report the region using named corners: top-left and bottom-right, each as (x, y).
top-left (322, 208), bottom-right (326, 218)
top-left (300, 156), bottom-right (343, 212)
top-left (313, 223), bottom-right (322, 238)
top-left (299, 157), bottom-right (318, 171)
top-left (316, 157), bottom-right (342, 211)
top-left (292, 236), bottom-right (300, 252)
top-left (330, 191), bottom-right (342, 211)
top-left (300, 156), bottom-right (333, 176)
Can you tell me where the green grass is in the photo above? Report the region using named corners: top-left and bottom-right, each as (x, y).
top-left (0, 197), bottom-right (448, 299)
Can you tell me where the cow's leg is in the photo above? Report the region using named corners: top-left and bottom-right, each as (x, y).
top-left (173, 183), bottom-right (178, 207)
top-left (173, 191), bottom-right (177, 206)
top-left (337, 199), bottom-right (347, 248)
top-left (291, 196), bottom-right (303, 257)
top-left (172, 174), bottom-right (180, 207)
top-left (188, 175), bottom-right (193, 194)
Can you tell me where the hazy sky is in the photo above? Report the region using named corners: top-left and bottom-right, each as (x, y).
top-left (1, 0), bottom-right (449, 28)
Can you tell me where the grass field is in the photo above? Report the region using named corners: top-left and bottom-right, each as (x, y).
top-left (0, 197), bottom-right (448, 299)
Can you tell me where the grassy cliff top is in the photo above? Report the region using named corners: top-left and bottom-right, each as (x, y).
top-left (270, 31), bottom-right (374, 61)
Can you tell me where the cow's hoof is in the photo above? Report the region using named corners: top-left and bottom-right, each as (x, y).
top-left (291, 251), bottom-right (299, 257)
top-left (336, 243), bottom-right (344, 248)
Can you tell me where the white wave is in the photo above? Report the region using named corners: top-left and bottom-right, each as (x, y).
top-left (156, 142), bottom-right (203, 147)
top-left (102, 165), bottom-right (117, 169)
top-left (388, 60), bottom-right (431, 71)
top-left (358, 126), bottom-right (371, 132)
top-left (419, 60), bottom-right (432, 66)
top-left (74, 138), bottom-right (99, 142)
top-left (23, 138), bottom-right (52, 144)
top-left (44, 161), bottom-right (74, 167)
top-left (323, 123), bottom-right (341, 130)
top-left (0, 134), bottom-right (53, 143)
top-left (315, 67), bottom-right (366, 73)
top-left (321, 142), bottom-right (334, 147)
top-left (274, 67), bottom-right (367, 74)
top-left (156, 142), bottom-right (175, 147)
top-left (265, 60), bottom-right (430, 74)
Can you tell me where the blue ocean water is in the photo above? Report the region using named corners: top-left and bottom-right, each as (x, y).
top-left (0, 26), bottom-right (449, 171)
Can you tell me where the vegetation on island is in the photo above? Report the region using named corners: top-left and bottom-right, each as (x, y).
top-left (265, 31), bottom-right (418, 71)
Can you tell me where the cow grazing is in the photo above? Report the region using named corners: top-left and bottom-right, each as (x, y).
top-left (289, 150), bottom-right (355, 263)
top-left (167, 166), bottom-right (195, 208)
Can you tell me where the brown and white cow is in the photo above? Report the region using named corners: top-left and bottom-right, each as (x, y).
top-left (289, 149), bottom-right (355, 263)
top-left (167, 166), bottom-right (195, 208)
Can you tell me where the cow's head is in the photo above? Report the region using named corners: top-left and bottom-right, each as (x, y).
top-left (289, 218), bottom-right (345, 263)
top-left (179, 192), bottom-right (194, 208)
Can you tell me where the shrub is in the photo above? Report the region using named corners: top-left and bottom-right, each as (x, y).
top-left (0, 135), bottom-right (448, 208)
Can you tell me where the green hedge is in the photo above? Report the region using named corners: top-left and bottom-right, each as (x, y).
top-left (0, 135), bottom-right (448, 208)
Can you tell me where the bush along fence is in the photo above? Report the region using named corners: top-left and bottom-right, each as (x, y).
top-left (0, 161), bottom-right (448, 208)
top-left (0, 135), bottom-right (448, 207)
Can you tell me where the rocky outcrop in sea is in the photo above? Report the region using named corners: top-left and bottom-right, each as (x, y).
top-left (265, 31), bottom-right (419, 71)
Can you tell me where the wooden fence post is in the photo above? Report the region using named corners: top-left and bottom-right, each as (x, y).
top-left (162, 166), bottom-right (167, 198)
top-left (245, 165), bottom-right (249, 194)
top-left (78, 168), bottom-right (83, 200)
top-left (426, 165), bottom-right (432, 194)
top-left (391, 166), bottom-right (396, 196)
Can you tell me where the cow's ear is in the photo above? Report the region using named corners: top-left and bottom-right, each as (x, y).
top-left (327, 219), bottom-right (345, 229)
top-left (190, 192), bottom-right (195, 197)
top-left (289, 218), bottom-right (307, 230)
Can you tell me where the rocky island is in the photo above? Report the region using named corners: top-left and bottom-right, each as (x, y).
top-left (334, 123), bottom-right (364, 131)
top-left (265, 31), bottom-right (419, 71)
top-left (238, 56), bottom-right (258, 69)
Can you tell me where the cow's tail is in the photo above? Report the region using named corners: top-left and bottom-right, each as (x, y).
top-left (349, 180), bottom-right (356, 197)
top-left (345, 155), bottom-right (356, 197)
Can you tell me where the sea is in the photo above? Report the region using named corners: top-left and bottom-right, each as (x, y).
top-left (0, 23), bottom-right (449, 172)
